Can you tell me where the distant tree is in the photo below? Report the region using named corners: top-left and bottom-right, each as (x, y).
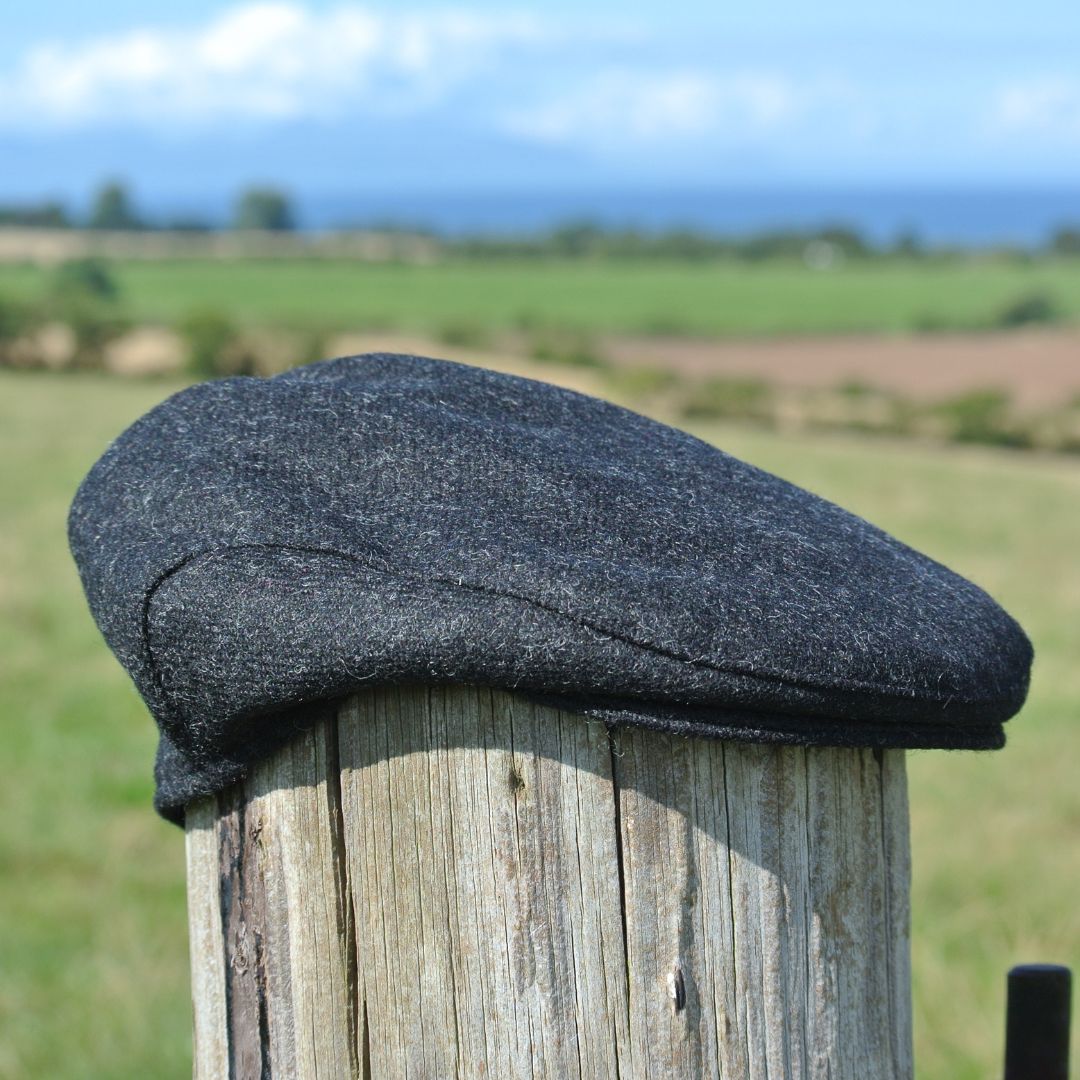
top-left (548, 221), bottom-right (604, 257)
top-left (233, 187), bottom-right (295, 231)
top-left (893, 228), bottom-right (922, 258)
top-left (653, 229), bottom-right (720, 260)
top-left (89, 180), bottom-right (142, 230)
top-left (0, 201), bottom-right (70, 228)
top-left (47, 259), bottom-right (125, 370)
top-left (1050, 226), bottom-right (1080, 257)
top-left (739, 230), bottom-right (806, 261)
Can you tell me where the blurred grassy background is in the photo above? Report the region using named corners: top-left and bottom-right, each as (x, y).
top-left (1, 367), bottom-right (1076, 1079)
top-left (3, 256), bottom-right (1080, 336)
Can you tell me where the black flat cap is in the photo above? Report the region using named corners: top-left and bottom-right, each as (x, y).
top-left (69, 353), bottom-right (1032, 823)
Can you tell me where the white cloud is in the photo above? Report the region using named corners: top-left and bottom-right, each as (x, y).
top-left (501, 69), bottom-right (857, 148)
top-left (989, 77), bottom-right (1080, 142)
top-left (0, 3), bottom-right (546, 128)
top-left (0, 4), bottom-right (876, 160)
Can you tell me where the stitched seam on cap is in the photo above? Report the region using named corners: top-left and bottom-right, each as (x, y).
top-left (140, 542), bottom-right (1008, 719)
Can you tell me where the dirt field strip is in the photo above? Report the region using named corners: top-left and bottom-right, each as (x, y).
top-left (68, 323), bottom-right (1080, 414)
top-left (607, 328), bottom-right (1080, 408)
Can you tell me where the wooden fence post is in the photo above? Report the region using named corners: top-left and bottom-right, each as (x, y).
top-left (185, 683), bottom-right (912, 1079)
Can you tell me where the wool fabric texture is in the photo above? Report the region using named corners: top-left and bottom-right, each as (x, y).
top-left (69, 353), bottom-right (1032, 824)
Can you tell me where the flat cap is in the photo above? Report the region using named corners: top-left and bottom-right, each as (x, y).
top-left (69, 353), bottom-right (1032, 823)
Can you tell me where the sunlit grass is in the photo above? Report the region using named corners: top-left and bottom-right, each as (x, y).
top-left (2, 256), bottom-right (1079, 336)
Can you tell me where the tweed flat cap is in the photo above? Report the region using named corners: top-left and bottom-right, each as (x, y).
top-left (69, 353), bottom-right (1032, 823)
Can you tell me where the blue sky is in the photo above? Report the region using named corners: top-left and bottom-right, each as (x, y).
top-left (2, 0), bottom-right (1079, 204)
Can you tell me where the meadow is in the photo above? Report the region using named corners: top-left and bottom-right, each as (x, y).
top-left (2, 255), bottom-right (1080, 336)
top-left (1, 368), bottom-right (1078, 1078)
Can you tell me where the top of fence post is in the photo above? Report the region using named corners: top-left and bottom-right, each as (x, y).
top-left (70, 351), bottom-right (1033, 1078)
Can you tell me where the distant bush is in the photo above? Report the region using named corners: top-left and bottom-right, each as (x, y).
top-left (436, 320), bottom-right (490, 349)
top-left (934, 389), bottom-right (1031, 447)
top-left (835, 378), bottom-right (877, 398)
top-left (298, 331), bottom-right (328, 368)
top-left (652, 229), bottom-right (723, 261)
top-left (741, 225), bottom-right (868, 263)
top-left (0, 293), bottom-right (30, 339)
top-left (885, 397), bottom-right (920, 437)
top-left (891, 229), bottom-right (923, 258)
top-left (42, 260), bottom-right (126, 370)
top-left (179, 310), bottom-right (254, 378)
top-left (445, 221), bottom-right (877, 263)
top-left (50, 258), bottom-right (119, 303)
top-left (1049, 227), bottom-right (1080, 257)
top-left (548, 222), bottom-right (605, 257)
top-left (0, 201), bottom-right (70, 228)
top-left (681, 377), bottom-right (773, 421)
top-left (995, 290), bottom-right (1061, 328)
top-left (61, 301), bottom-right (128, 371)
top-left (913, 311), bottom-right (951, 333)
top-left (806, 383), bottom-right (919, 438)
top-left (529, 333), bottom-right (607, 369)
top-left (0, 294), bottom-right (35, 365)
top-left (604, 366), bottom-right (680, 401)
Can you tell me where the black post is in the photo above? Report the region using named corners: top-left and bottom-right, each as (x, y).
top-left (1003, 963), bottom-right (1071, 1080)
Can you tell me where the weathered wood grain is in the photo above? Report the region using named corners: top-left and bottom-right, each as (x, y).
top-left (185, 797), bottom-right (230, 1080)
top-left (337, 685), bottom-right (630, 1080)
top-left (186, 721), bottom-right (358, 1079)
top-left (186, 684), bottom-right (913, 1079)
top-left (611, 731), bottom-right (912, 1080)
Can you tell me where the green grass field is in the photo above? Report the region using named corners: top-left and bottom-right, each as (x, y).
top-left (2, 256), bottom-right (1080, 336)
top-left (1, 369), bottom-right (1077, 1078)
